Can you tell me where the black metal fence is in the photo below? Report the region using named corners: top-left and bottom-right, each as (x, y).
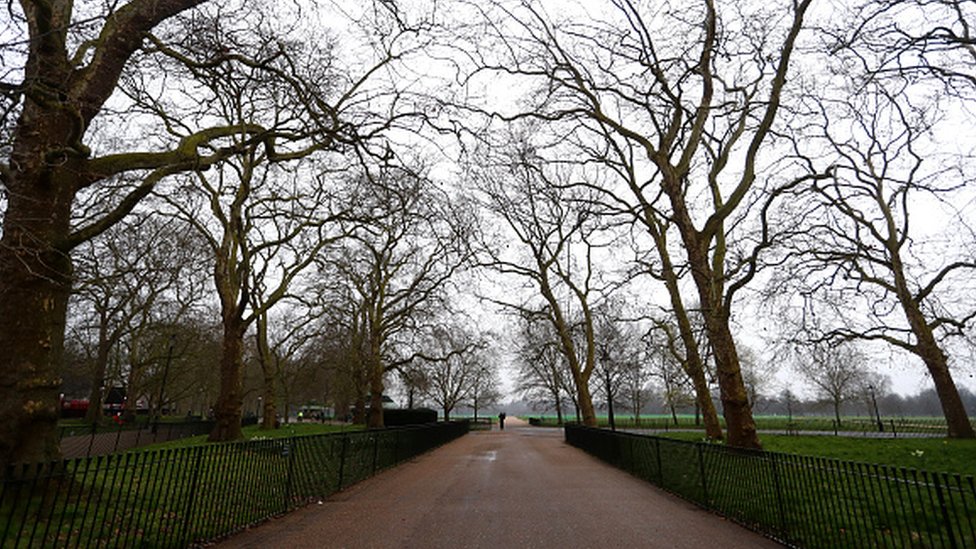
top-left (534, 416), bottom-right (967, 438)
top-left (58, 420), bottom-right (220, 459)
top-left (2, 421), bottom-right (468, 548)
top-left (565, 425), bottom-right (976, 548)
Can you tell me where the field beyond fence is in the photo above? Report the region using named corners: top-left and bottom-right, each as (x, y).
top-left (2, 421), bottom-right (468, 548)
top-left (565, 425), bottom-right (976, 549)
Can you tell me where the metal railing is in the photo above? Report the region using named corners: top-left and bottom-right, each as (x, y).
top-left (2, 421), bottom-right (468, 548)
top-left (565, 425), bottom-right (976, 548)
top-left (534, 416), bottom-right (968, 438)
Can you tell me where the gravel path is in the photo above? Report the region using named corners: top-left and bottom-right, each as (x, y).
top-left (215, 417), bottom-right (782, 548)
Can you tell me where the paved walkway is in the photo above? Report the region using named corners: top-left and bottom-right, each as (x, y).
top-left (216, 417), bottom-right (782, 548)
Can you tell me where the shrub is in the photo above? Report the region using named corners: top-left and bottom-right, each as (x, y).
top-left (383, 408), bottom-right (438, 426)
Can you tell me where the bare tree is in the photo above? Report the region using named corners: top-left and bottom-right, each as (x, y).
top-left (779, 69), bottom-right (976, 437)
top-left (420, 324), bottom-right (489, 421)
top-left (0, 0), bottom-right (414, 463)
top-left (467, 358), bottom-right (503, 421)
top-left (471, 145), bottom-right (618, 426)
top-left (515, 312), bottom-right (574, 424)
top-left (68, 213), bottom-right (208, 422)
top-left (646, 327), bottom-right (696, 426)
top-left (324, 167), bottom-right (475, 427)
top-left (453, 0), bottom-right (820, 448)
top-left (794, 343), bottom-right (869, 426)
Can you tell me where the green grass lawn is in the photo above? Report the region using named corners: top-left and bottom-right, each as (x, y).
top-left (656, 431), bottom-right (976, 476)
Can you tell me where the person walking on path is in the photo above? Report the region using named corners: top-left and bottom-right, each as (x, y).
top-left (498, 412), bottom-right (506, 430)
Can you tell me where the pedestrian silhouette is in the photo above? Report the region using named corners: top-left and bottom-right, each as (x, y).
top-left (498, 412), bottom-right (506, 430)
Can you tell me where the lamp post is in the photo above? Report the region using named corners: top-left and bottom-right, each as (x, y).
top-left (868, 384), bottom-right (884, 433)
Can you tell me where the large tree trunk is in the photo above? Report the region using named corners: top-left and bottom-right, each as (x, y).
top-left (261, 381), bottom-right (277, 430)
top-left (209, 320), bottom-right (246, 441)
top-left (892, 251), bottom-right (975, 438)
top-left (366, 334), bottom-right (385, 429)
top-left (907, 310), bottom-right (975, 438)
top-left (255, 315), bottom-right (278, 430)
top-left (573, 372), bottom-right (597, 426)
top-left (0, 234), bottom-right (72, 466)
top-left (0, 109), bottom-right (80, 466)
top-left (924, 354), bottom-right (974, 438)
top-left (706, 318), bottom-right (760, 448)
top-left (646, 210), bottom-right (724, 440)
top-left (0, 0), bottom-right (212, 468)
top-left (664, 182), bottom-right (760, 449)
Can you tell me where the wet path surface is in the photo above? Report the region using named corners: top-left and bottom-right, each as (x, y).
top-left (216, 417), bottom-right (782, 548)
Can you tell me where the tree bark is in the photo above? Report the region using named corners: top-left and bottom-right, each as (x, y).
top-left (0, 0), bottom-right (214, 468)
top-left (645, 209), bottom-right (724, 441)
top-left (570, 368), bottom-right (597, 427)
top-left (209, 319), bottom-right (245, 441)
top-left (84, 324), bottom-right (111, 424)
top-left (367, 332), bottom-right (385, 429)
top-left (901, 298), bottom-right (975, 438)
top-left (0, 103), bottom-right (81, 466)
top-left (664, 180), bottom-right (760, 449)
top-left (255, 314), bottom-right (278, 430)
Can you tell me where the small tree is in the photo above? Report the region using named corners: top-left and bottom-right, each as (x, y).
top-left (795, 344), bottom-right (868, 426)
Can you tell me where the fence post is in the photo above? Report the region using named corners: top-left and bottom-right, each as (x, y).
top-left (931, 473), bottom-right (959, 549)
top-left (372, 433), bottom-right (379, 474)
top-left (770, 454), bottom-right (787, 537)
top-left (336, 435), bottom-right (349, 491)
top-left (696, 444), bottom-right (710, 506)
top-left (655, 437), bottom-right (663, 487)
top-left (113, 422), bottom-right (123, 453)
top-left (179, 446), bottom-right (206, 546)
top-left (285, 439), bottom-right (295, 511)
top-left (86, 422), bottom-right (97, 457)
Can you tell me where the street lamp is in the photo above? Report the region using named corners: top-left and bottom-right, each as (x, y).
top-left (868, 384), bottom-right (884, 433)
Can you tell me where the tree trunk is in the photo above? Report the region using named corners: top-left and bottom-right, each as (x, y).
top-left (895, 271), bottom-right (975, 438)
top-left (366, 334), bottom-right (385, 429)
top-left (917, 332), bottom-right (976, 438)
top-left (209, 319), bottom-right (246, 441)
top-left (574, 373), bottom-right (597, 426)
top-left (664, 182), bottom-right (760, 449)
top-left (603, 369), bottom-right (616, 431)
top-left (85, 325), bottom-right (111, 424)
top-left (261, 385), bottom-right (277, 430)
top-left (0, 118), bottom-right (80, 466)
top-left (255, 315), bottom-right (278, 430)
top-left (707, 320), bottom-right (760, 448)
top-left (647, 211), bottom-right (724, 440)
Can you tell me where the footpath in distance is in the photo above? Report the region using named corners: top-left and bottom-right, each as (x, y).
top-left (217, 417), bottom-right (782, 548)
